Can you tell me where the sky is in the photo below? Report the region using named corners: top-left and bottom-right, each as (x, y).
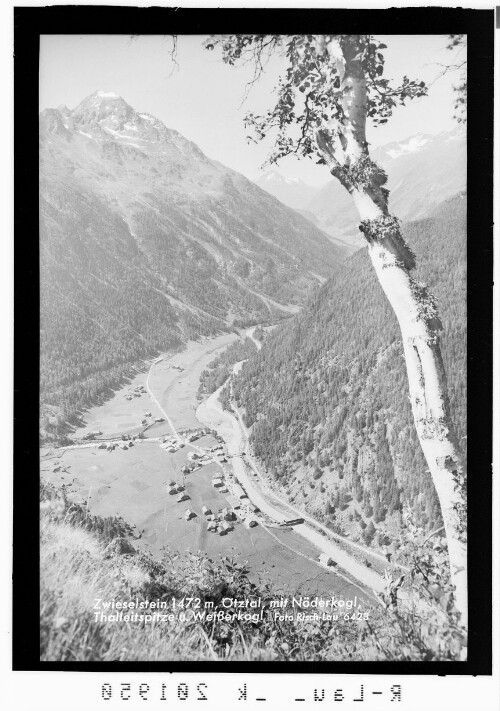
top-left (40, 34), bottom-right (465, 186)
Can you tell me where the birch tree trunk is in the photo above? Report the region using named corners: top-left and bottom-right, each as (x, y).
top-left (316, 36), bottom-right (467, 627)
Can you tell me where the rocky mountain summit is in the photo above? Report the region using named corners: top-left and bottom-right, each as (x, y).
top-left (39, 92), bottom-right (345, 420)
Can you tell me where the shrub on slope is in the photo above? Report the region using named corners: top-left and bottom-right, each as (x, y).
top-left (40, 482), bottom-right (466, 662)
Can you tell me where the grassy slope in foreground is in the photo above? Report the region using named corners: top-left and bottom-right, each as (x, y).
top-left (40, 483), bottom-right (466, 662)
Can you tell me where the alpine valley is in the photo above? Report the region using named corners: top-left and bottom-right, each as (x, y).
top-left (256, 128), bottom-right (466, 250)
top-left (37, 29), bottom-right (471, 665)
top-left (40, 92), bottom-right (346, 423)
top-left (40, 92), bottom-right (466, 545)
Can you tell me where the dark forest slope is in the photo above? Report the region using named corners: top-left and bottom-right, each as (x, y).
top-left (232, 193), bottom-right (467, 543)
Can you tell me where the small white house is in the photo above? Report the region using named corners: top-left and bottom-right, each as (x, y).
top-left (184, 509), bottom-right (195, 520)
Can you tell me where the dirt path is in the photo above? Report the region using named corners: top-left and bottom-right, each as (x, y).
top-left (146, 363), bottom-right (179, 439)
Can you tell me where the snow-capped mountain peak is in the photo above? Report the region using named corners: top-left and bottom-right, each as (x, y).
top-left (383, 133), bottom-right (431, 160)
top-left (95, 91), bottom-right (120, 98)
top-left (260, 170), bottom-right (300, 185)
top-left (253, 170), bottom-right (319, 210)
top-left (41, 91), bottom-right (191, 150)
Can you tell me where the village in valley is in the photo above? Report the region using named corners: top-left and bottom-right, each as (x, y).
top-left (40, 340), bottom-right (374, 602)
top-left (45, 393), bottom-right (260, 537)
top-left (86, 422), bottom-right (261, 535)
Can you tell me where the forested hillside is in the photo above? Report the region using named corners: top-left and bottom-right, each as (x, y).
top-left (197, 337), bottom-right (257, 399)
top-left (232, 194), bottom-right (467, 543)
top-left (39, 92), bottom-right (345, 428)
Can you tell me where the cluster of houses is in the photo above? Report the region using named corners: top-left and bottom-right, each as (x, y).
top-left (180, 427), bottom-right (211, 443)
top-left (140, 411), bottom-right (165, 427)
top-left (207, 443), bottom-right (227, 463)
top-left (98, 441), bottom-right (134, 451)
top-left (210, 475), bottom-right (260, 530)
top-left (203, 504), bottom-right (236, 535)
top-left (175, 465), bottom-right (260, 534)
top-left (125, 385), bottom-right (147, 401)
top-left (160, 436), bottom-right (184, 454)
top-left (179, 446), bottom-right (223, 472)
top-left (166, 480), bottom-right (190, 504)
top-left (96, 433), bottom-right (142, 452)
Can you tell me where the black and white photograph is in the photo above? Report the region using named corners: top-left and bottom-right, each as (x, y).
top-left (10, 5), bottom-right (495, 683)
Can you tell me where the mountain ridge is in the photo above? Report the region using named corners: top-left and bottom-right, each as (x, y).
top-left (253, 128), bottom-right (466, 251)
top-left (40, 92), bottom-right (346, 425)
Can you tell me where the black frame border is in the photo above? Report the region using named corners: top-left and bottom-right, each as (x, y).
top-left (14, 5), bottom-right (494, 674)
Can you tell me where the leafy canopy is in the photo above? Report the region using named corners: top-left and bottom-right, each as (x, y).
top-left (446, 34), bottom-right (467, 123)
top-left (205, 35), bottom-right (427, 166)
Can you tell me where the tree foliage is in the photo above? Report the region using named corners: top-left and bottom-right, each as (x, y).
top-left (446, 34), bottom-right (467, 123)
top-left (206, 35), bottom-right (427, 166)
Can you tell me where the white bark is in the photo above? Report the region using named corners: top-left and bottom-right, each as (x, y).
top-left (357, 198), bottom-right (467, 629)
top-left (316, 35), bottom-right (467, 628)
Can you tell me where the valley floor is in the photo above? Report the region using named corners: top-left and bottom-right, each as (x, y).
top-left (41, 330), bottom-right (379, 606)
